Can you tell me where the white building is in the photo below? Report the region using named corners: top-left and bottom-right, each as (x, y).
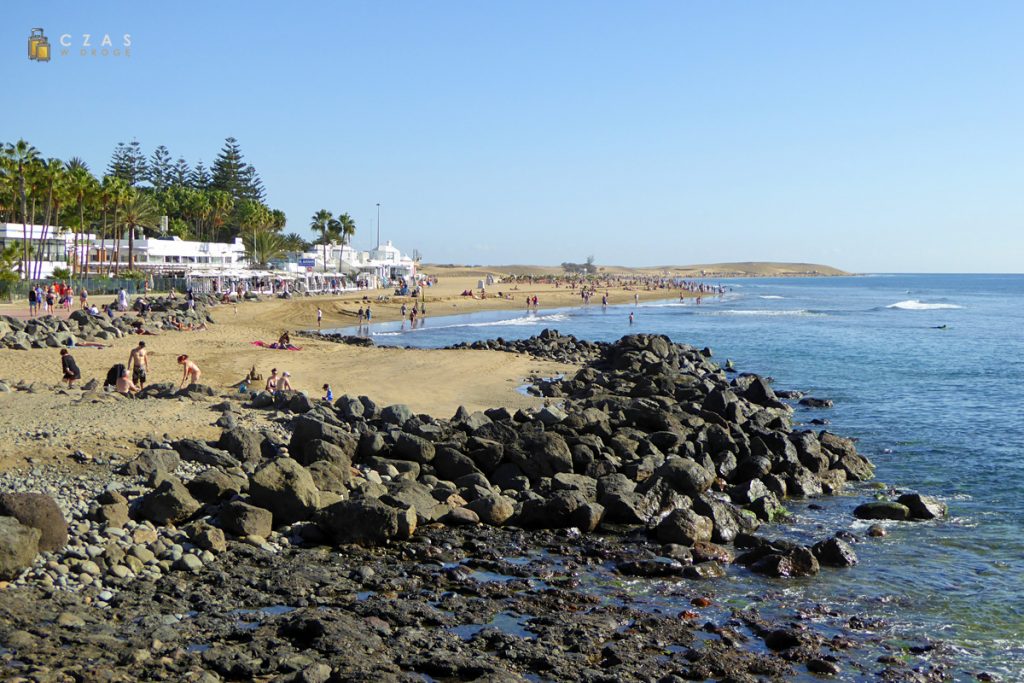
top-left (272, 240), bottom-right (417, 287)
top-left (89, 236), bottom-right (248, 275)
top-left (0, 222), bottom-right (83, 279)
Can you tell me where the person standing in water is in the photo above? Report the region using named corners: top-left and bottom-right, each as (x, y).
top-left (629, 311), bottom-right (635, 325)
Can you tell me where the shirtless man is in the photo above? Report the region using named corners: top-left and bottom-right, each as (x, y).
top-left (177, 354), bottom-right (201, 388)
top-left (128, 341), bottom-right (150, 389)
top-left (116, 369), bottom-right (140, 396)
top-left (278, 371), bottom-right (293, 391)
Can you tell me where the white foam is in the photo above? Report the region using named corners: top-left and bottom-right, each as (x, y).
top-left (711, 309), bottom-right (824, 317)
top-left (759, 295), bottom-right (785, 299)
top-left (886, 300), bottom-right (962, 311)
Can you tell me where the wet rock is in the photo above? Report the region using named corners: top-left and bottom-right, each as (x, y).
top-left (897, 493), bottom-right (947, 520)
top-left (853, 501), bottom-right (910, 521)
top-left (655, 508), bottom-right (713, 546)
top-left (812, 537), bottom-right (859, 567)
top-left (683, 561), bottom-right (726, 580)
top-left (0, 492), bottom-right (68, 552)
top-left (799, 397), bottom-right (833, 408)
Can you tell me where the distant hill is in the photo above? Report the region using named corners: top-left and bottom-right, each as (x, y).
top-left (424, 262), bottom-right (851, 278)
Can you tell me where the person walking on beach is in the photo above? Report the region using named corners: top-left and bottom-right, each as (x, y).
top-left (28, 288), bottom-right (38, 317)
top-left (634, 292), bottom-right (639, 307)
top-left (79, 287), bottom-right (89, 310)
top-left (128, 341), bottom-right (150, 390)
top-left (365, 305), bottom-right (372, 321)
top-left (59, 349), bottom-right (81, 388)
top-left (317, 307), bottom-right (322, 329)
top-left (177, 354), bottom-right (201, 388)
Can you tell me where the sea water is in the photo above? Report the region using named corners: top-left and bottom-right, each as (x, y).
top-left (330, 274), bottom-right (1024, 675)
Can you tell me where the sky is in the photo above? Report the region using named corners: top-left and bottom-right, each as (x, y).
top-left (3, 1), bottom-right (1023, 273)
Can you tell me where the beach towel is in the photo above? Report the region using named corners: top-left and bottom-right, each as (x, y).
top-left (251, 341), bottom-right (303, 351)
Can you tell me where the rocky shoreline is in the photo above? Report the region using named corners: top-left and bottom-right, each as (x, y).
top-left (0, 331), bottom-right (956, 681)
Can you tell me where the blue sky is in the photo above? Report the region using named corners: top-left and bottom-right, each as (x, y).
top-left (4, 1), bottom-right (1023, 272)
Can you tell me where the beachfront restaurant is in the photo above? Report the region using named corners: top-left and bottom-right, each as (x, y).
top-left (89, 235), bottom-right (249, 276)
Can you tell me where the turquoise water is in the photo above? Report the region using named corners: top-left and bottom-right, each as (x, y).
top-left (333, 274), bottom-right (1024, 675)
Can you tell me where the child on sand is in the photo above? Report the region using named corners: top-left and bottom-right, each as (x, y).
top-left (278, 371), bottom-right (293, 391)
top-left (317, 307), bottom-right (322, 329)
top-left (60, 349), bottom-right (81, 388)
top-left (116, 369), bottom-right (140, 396)
top-left (322, 383), bottom-right (333, 402)
top-left (177, 354), bottom-right (201, 388)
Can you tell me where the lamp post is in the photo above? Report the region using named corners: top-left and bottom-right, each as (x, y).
top-left (376, 203), bottom-right (380, 247)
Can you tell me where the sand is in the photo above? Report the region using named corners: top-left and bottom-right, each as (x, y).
top-left (0, 262), bottom-right (843, 470)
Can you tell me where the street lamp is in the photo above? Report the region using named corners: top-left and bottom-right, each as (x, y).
top-left (376, 203), bottom-right (380, 247)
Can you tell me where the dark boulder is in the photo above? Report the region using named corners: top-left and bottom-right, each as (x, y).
top-left (249, 457), bottom-right (320, 526)
top-left (0, 516), bottom-right (40, 580)
top-left (316, 498), bottom-right (416, 546)
top-left (853, 501), bottom-right (910, 521)
top-left (0, 492), bottom-right (68, 552)
top-left (897, 493), bottom-right (947, 520)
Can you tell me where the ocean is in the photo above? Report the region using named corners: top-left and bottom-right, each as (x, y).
top-left (332, 273), bottom-right (1024, 677)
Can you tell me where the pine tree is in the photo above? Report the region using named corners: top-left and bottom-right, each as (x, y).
top-left (125, 139), bottom-right (148, 186)
top-left (148, 145), bottom-right (172, 189)
top-left (211, 137), bottom-right (247, 201)
top-left (172, 157), bottom-right (191, 186)
top-left (106, 142), bottom-right (130, 181)
top-left (190, 160), bottom-right (212, 189)
top-left (239, 164), bottom-right (266, 203)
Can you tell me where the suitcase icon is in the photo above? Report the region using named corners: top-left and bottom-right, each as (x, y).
top-left (28, 28), bottom-right (50, 62)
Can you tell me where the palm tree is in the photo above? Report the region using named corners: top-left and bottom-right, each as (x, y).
top-left (244, 229), bottom-right (286, 268)
top-left (65, 157), bottom-right (90, 173)
top-left (106, 177), bottom-right (130, 275)
top-left (1, 139), bottom-right (40, 276)
top-left (309, 209), bottom-right (334, 272)
top-left (120, 189), bottom-right (161, 271)
top-left (336, 212), bottom-right (356, 246)
top-left (68, 168), bottom-right (98, 276)
top-left (33, 158), bottom-right (65, 280)
top-left (207, 190), bottom-right (234, 242)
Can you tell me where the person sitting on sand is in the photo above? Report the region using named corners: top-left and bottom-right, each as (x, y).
top-left (266, 368), bottom-right (279, 393)
top-left (177, 354), bottom-right (201, 388)
top-left (278, 331), bottom-right (291, 347)
top-left (116, 369), bottom-right (140, 396)
top-left (60, 349), bottom-right (81, 388)
top-left (322, 383), bottom-right (333, 402)
top-left (278, 371), bottom-right (293, 391)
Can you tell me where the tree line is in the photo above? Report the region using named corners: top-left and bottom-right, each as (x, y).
top-left (0, 137), bottom-right (314, 277)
